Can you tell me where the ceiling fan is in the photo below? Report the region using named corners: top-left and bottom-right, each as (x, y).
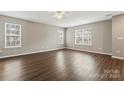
top-left (51, 11), bottom-right (69, 19)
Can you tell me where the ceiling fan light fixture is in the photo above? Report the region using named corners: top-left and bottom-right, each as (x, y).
top-left (54, 11), bottom-right (67, 19)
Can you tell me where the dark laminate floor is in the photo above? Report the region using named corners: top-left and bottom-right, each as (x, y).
top-left (0, 49), bottom-right (124, 81)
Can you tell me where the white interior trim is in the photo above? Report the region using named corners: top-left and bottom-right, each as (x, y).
top-left (5, 23), bottom-right (22, 48)
top-left (1, 47), bottom-right (124, 60)
top-left (66, 47), bottom-right (112, 55)
top-left (0, 47), bottom-right (65, 59)
top-left (112, 56), bottom-right (124, 60)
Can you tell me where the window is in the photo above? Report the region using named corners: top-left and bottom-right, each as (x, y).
top-left (75, 28), bottom-right (92, 46)
top-left (58, 31), bottom-right (64, 44)
top-left (75, 29), bottom-right (83, 45)
top-left (5, 23), bottom-right (22, 48)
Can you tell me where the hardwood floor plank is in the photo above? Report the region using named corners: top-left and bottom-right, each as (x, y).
top-left (0, 49), bottom-right (124, 81)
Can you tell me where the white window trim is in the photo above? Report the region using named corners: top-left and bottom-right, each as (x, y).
top-left (5, 23), bottom-right (22, 48)
top-left (58, 30), bottom-right (64, 44)
top-left (75, 28), bottom-right (92, 46)
top-left (75, 29), bottom-right (83, 45)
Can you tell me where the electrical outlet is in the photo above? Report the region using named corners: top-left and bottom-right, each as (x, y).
top-left (116, 50), bottom-right (120, 54)
top-left (117, 37), bottom-right (124, 40)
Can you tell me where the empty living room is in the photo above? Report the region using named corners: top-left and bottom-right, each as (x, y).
top-left (0, 11), bottom-right (124, 81)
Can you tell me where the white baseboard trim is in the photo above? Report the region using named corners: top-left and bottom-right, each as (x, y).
top-left (112, 56), bottom-right (124, 60)
top-left (66, 47), bottom-right (112, 56)
top-left (0, 47), bottom-right (65, 59)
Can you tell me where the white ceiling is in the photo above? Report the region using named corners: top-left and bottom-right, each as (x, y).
top-left (0, 11), bottom-right (124, 28)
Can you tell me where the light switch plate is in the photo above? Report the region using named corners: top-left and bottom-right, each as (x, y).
top-left (0, 48), bottom-right (2, 53)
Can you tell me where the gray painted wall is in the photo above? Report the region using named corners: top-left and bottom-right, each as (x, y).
top-left (0, 15), bottom-right (65, 57)
top-left (1, 14), bottom-right (124, 58)
top-left (112, 15), bottom-right (124, 57)
top-left (66, 20), bottom-right (112, 54)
